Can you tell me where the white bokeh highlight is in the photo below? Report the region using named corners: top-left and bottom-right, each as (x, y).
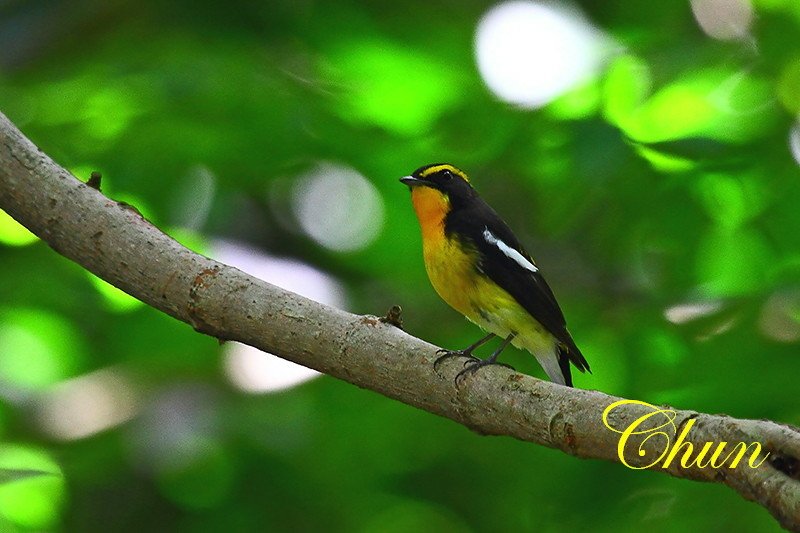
top-left (790, 123), bottom-right (800, 167)
top-left (690, 0), bottom-right (753, 41)
top-left (664, 300), bottom-right (723, 324)
top-left (172, 165), bottom-right (217, 230)
top-left (475, 1), bottom-right (606, 108)
top-left (759, 291), bottom-right (800, 343)
top-left (292, 162), bottom-right (384, 252)
top-left (35, 367), bottom-right (139, 440)
top-left (211, 240), bottom-right (346, 393)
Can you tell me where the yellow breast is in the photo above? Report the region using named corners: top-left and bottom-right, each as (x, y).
top-left (423, 232), bottom-right (481, 320)
top-left (410, 187), bottom-right (480, 320)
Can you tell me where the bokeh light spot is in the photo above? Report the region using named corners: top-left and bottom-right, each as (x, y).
top-left (0, 209), bottom-right (37, 247)
top-left (35, 367), bottom-right (140, 440)
top-left (615, 69), bottom-right (775, 143)
top-left (664, 300), bottom-right (723, 324)
top-left (475, 1), bottom-right (607, 108)
top-left (324, 39), bottom-right (465, 135)
top-left (0, 309), bottom-right (85, 391)
top-left (790, 123), bottom-right (800, 167)
top-left (127, 385), bottom-right (221, 473)
top-left (547, 79), bottom-right (602, 119)
top-left (171, 166), bottom-right (216, 231)
top-left (224, 346), bottom-right (321, 394)
top-left (759, 290), bottom-right (800, 343)
top-left (0, 444), bottom-right (64, 529)
top-left (693, 172), bottom-right (765, 230)
top-left (690, 0), bottom-right (753, 40)
top-left (292, 162), bottom-right (384, 252)
top-left (80, 84), bottom-right (139, 141)
top-left (632, 145), bottom-right (696, 172)
top-left (603, 55), bottom-right (652, 127)
top-left (87, 273), bottom-right (143, 313)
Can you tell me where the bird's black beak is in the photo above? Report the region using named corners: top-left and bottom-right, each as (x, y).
top-left (400, 176), bottom-right (423, 187)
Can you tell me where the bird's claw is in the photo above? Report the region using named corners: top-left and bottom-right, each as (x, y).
top-left (453, 358), bottom-right (515, 386)
top-left (433, 349), bottom-right (477, 371)
top-left (454, 363), bottom-right (481, 386)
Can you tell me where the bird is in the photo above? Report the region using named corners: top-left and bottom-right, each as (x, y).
top-left (400, 163), bottom-right (590, 387)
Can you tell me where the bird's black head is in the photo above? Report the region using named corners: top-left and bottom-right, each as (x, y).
top-left (400, 163), bottom-right (476, 207)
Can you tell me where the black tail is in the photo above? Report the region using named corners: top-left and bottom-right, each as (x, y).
top-left (557, 347), bottom-right (574, 387)
top-left (557, 335), bottom-right (590, 388)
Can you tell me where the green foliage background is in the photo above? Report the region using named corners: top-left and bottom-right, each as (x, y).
top-left (1, 0), bottom-right (799, 531)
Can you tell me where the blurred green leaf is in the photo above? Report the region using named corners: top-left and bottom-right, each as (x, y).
top-left (0, 210), bottom-right (38, 247)
top-left (0, 445), bottom-right (64, 529)
top-left (0, 309), bottom-right (87, 389)
top-left (321, 38), bottom-right (467, 136)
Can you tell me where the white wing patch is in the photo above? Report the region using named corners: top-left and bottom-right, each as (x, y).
top-left (482, 228), bottom-right (538, 273)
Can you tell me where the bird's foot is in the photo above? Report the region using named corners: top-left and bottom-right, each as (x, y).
top-left (433, 348), bottom-right (479, 371)
top-left (454, 357), bottom-right (515, 386)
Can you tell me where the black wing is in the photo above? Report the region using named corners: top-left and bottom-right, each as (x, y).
top-left (445, 200), bottom-right (590, 379)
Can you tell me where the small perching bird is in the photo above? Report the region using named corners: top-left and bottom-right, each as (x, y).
top-left (400, 163), bottom-right (590, 386)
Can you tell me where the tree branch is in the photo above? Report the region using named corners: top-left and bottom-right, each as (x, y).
top-left (1, 111), bottom-right (798, 530)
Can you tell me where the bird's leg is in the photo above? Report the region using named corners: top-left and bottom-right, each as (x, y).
top-left (455, 333), bottom-right (517, 385)
top-left (433, 333), bottom-right (495, 370)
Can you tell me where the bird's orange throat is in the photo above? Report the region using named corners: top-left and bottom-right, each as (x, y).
top-left (410, 187), bottom-right (450, 240)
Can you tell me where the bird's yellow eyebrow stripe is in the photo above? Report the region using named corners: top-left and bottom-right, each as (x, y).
top-left (419, 164), bottom-right (470, 182)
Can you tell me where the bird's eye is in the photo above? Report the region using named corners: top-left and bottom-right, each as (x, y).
top-left (441, 170), bottom-right (453, 181)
